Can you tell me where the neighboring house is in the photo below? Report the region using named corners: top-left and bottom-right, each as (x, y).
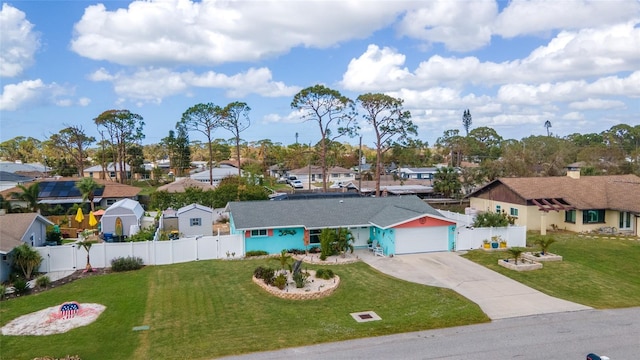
top-left (227, 195), bottom-right (456, 256)
top-left (0, 177), bottom-right (141, 211)
top-left (83, 163), bottom-right (132, 182)
top-left (0, 213), bottom-right (54, 282)
top-left (396, 167), bottom-right (439, 181)
top-left (468, 170), bottom-right (640, 236)
top-left (0, 161), bottom-right (49, 178)
top-left (0, 171), bottom-right (34, 191)
top-left (157, 178), bottom-right (215, 193)
top-left (177, 203), bottom-right (214, 237)
top-left (100, 199), bottom-right (144, 239)
top-left (341, 179), bottom-right (434, 198)
top-left (190, 165), bottom-right (242, 185)
top-left (288, 165), bottom-right (355, 185)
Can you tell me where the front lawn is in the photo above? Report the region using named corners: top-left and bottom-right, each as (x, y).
top-left (0, 260), bottom-right (488, 359)
top-left (462, 233), bottom-right (640, 309)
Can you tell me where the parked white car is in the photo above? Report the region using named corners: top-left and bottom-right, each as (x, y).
top-left (290, 180), bottom-right (304, 189)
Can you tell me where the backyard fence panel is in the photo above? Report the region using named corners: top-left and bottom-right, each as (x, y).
top-left (456, 226), bottom-right (526, 250)
top-left (132, 241), bottom-right (152, 264)
top-left (46, 245), bottom-right (76, 272)
top-left (153, 241), bottom-right (173, 265)
top-left (196, 237), bottom-right (218, 260)
top-left (437, 210), bottom-right (475, 225)
top-left (84, 243), bottom-right (107, 269)
top-left (172, 238), bottom-right (197, 264)
top-left (218, 235), bottom-right (243, 258)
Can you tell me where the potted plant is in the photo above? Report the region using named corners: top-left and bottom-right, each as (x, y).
top-left (482, 239), bottom-right (490, 249)
top-left (490, 236), bottom-right (499, 249)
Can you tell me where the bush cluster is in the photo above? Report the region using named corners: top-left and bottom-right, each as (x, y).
top-left (36, 275), bottom-right (51, 289)
top-left (111, 256), bottom-right (144, 272)
top-left (12, 278), bottom-right (30, 295)
top-left (287, 248), bottom-right (306, 255)
top-left (245, 250), bottom-right (269, 257)
top-left (253, 266), bottom-right (275, 285)
top-left (292, 271), bottom-right (308, 288)
top-left (273, 273), bottom-right (287, 290)
top-left (315, 268), bottom-right (335, 280)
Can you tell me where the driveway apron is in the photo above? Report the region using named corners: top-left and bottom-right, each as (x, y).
top-left (359, 251), bottom-right (591, 320)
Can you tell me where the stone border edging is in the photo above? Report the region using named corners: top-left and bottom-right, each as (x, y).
top-left (252, 274), bottom-right (340, 300)
top-left (292, 254), bottom-right (361, 265)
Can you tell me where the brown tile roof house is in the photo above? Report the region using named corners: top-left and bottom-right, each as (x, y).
top-left (468, 173), bottom-right (640, 236)
top-left (0, 177), bottom-right (140, 209)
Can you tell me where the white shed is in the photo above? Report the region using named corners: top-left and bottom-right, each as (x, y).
top-left (177, 203), bottom-right (213, 237)
top-left (100, 199), bottom-right (144, 239)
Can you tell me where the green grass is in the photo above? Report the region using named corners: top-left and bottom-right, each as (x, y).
top-left (0, 260), bottom-right (488, 360)
top-left (462, 233), bottom-right (640, 309)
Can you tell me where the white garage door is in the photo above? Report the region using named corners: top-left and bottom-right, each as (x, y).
top-left (395, 227), bottom-right (449, 254)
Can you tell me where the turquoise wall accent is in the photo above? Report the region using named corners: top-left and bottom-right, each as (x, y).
top-left (371, 227), bottom-right (395, 256)
top-left (244, 227), bottom-right (306, 254)
top-left (448, 225), bottom-right (456, 251)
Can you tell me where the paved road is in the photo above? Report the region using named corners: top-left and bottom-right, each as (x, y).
top-left (222, 307), bottom-right (640, 359)
top-left (360, 251), bottom-right (591, 319)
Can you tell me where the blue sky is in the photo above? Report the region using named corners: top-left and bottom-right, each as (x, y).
top-left (1, 0), bottom-right (639, 149)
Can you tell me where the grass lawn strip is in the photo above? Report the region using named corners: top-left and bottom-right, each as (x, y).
top-left (1, 260), bottom-right (488, 360)
top-left (462, 233), bottom-right (640, 309)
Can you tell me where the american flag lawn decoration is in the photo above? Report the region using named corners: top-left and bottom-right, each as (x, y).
top-left (59, 302), bottom-right (80, 319)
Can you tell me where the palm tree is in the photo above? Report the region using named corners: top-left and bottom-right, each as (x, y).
top-left (76, 178), bottom-right (102, 212)
top-left (534, 236), bottom-right (556, 255)
top-left (77, 239), bottom-right (96, 272)
top-left (271, 249), bottom-right (293, 272)
top-left (11, 183), bottom-right (40, 213)
top-left (334, 228), bottom-right (354, 257)
top-left (508, 247), bottom-right (526, 265)
top-left (544, 120), bottom-right (552, 136)
top-left (12, 243), bottom-right (43, 279)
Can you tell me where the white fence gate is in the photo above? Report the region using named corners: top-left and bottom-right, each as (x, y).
top-left (455, 226), bottom-right (527, 250)
top-left (36, 234), bottom-right (243, 273)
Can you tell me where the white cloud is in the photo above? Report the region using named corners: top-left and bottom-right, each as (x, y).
top-left (262, 109), bottom-right (307, 125)
top-left (396, 0), bottom-right (497, 51)
top-left (569, 98), bottom-right (626, 110)
top-left (0, 80), bottom-right (45, 110)
top-left (562, 111), bottom-right (585, 121)
top-left (70, 0), bottom-right (406, 66)
top-left (494, 0), bottom-right (640, 38)
top-left (342, 22), bottom-right (640, 92)
top-left (0, 4), bottom-right (39, 77)
top-left (90, 66), bottom-right (300, 103)
top-left (78, 97), bottom-right (91, 106)
top-left (340, 45), bottom-right (413, 91)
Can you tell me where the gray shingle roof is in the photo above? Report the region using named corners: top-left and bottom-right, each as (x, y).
top-left (228, 195), bottom-right (444, 230)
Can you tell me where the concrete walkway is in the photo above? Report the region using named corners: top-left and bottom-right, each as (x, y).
top-left (358, 250), bottom-right (591, 320)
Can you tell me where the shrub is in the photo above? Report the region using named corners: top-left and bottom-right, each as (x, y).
top-left (273, 273), bottom-right (287, 290)
top-left (12, 278), bottom-right (30, 295)
top-left (36, 275), bottom-right (51, 289)
top-left (319, 229), bottom-right (336, 258)
top-left (46, 230), bottom-right (62, 245)
top-left (319, 253), bottom-right (327, 261)
top-left (287, 248), bottom-right (306, 255)
top-left (315, 268), bottom-right (335, 280)
top-left (111, 256), bottom-right (144, 272)
top-left (253, 266), bottom-right (275, 285)
top-left (245, 250), bottom-right (268, 257)
top-left (293, 271), bottom-right (307, 288)
top-left (0, 284), bottom-right (6, 300)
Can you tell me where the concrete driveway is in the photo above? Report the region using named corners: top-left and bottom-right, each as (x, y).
top-left (359, 251), bottom-right (591, 320)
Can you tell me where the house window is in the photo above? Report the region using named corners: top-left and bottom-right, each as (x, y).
top-left (251, 229), bottom-right (267, 237)
top-left (309, 229), bottom-right (322, 244)
top-left (190, 218), bottom-right (201, 226)
top-left (495, 205), bottom-right (501, 213)
top-left (510, 208), bottom-right (518, 217)
top-left (582, 209), bottom-right (605, 224)
top-left (106, 199), bottom-right (117, 206)
top-left (331, 173), bottom-right (339, 178)
top-left (109, 171), bottom-right (116, 178)
top-left (565, 210), bottom-right (576, 223)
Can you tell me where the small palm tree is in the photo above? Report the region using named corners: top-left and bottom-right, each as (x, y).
top-left (11, 183), bottom-right (40, 213)
top-left (271, 249), bottom-right (293, 272)
top-left (534, 236), bottom-right (556, 255)
top-left (77, 240), bottom-right (96, 272)
top-left (334, 228), bottom-right (354, 257)
top-left (544, 120), bottom-right (552, 136)
top-left (76, 178), bottom-right (102, 212)
top-left (508, 247), bottom-right (526, 265)
top-left (12, 243), bottom-right (43, 279)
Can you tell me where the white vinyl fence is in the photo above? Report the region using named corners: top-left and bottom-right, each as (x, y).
top-left (36, 234), bottom-right (243, 273)
top-left (455, 226), bottom-right (526, 250)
